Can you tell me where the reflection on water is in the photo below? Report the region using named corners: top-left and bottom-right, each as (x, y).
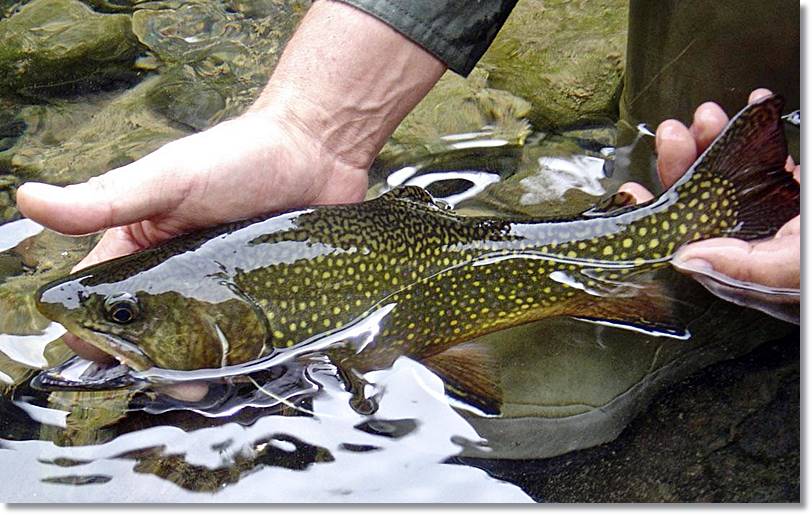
top-left (3, 358), bottom-right (532, 502)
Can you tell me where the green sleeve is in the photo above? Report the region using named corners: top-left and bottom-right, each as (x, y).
top-left (335, 0), bottom-right (518, 76)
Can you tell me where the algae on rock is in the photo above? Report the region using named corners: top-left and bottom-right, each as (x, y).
top-left (0, 0), bottom-right (141, 96)
top-left (479, 0), bottom-right (628, 129)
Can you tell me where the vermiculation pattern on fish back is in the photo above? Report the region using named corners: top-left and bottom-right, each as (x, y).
top-left (231, 189), bottom-right (520, 348)
top-left (228, 184), bottom-right (715, 357)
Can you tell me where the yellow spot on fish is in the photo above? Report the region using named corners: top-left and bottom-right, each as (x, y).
top-left (638, 227), bottom-right (648, 236)
top-left (622, 238), bottom-right (632, 248)
top-left (603, 245), bottom-right (613, 256)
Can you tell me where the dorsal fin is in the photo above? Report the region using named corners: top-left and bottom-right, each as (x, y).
top-left (377, 186), bottom-right (437, 206)
top-left (581, 191), bottom-right (638, 218)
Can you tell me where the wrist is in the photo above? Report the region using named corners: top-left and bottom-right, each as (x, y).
top-left (247, 0), bottom-right (445, 172)
top-left (247, 85), bottom-right (379, 172)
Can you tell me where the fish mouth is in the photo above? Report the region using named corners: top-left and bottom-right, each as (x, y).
top-left (83, 328), bottom-right (154, 371)
top-left (30, 329), bottom-right (154, 391)
top-left (31, 354), bottom-right (143, 391)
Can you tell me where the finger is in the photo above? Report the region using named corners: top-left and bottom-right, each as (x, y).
top-left (673, 235), bottom-right (800, 290)
top-left (617, 182), bottom-right (654, 203)
top-left (63, 333), bottom-right (115, 363)
top-left (16, 146), bottom-right (189, 235)
top-left (689, 102), bottom-right (728, 153)
top-left (786, 159), bottom-right (800, 182)
top-left (775, 215), bottom-right (800, 238)
top-left (156, 382), bottom-right (210, 402)
top-left (656, 120), bottom-right (697, 188)
top-left (748, 88), bottom-right (773, 104)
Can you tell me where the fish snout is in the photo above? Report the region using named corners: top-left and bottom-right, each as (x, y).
top-left (35, 279), bottom-right (84, 322)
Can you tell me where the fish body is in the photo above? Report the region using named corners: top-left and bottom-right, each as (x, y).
top-left (34, 95), bottom-right (799, 410)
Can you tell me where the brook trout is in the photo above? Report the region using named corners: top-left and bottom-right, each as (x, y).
top-left (34, 95), bottom-right (799, 413)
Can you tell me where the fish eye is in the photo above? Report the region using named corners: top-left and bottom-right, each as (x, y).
top-left (103, 293), bottom-right (140, 324)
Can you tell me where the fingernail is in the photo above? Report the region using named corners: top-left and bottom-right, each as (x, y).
top-left (672, 257), bottom-right (714, 274)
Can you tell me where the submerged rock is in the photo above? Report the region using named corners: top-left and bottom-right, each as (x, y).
top-left (379, 68), bottom-right (532, 166)
top-left (0, 0), bottom-right (311, 184)
top-left (132, 0), bottom-right (311, 129)
top-left (460, 274), bottom-right (795, 460)
top-left (479, 0), bottom-right (628, 129)
top-left (0, 76), bottom-right (189, 183)
top-left (0, 175), bottom-right (19, 221)
top-left (0, 228), bottom-right (97, 335)
top-left (0, 0), bottom-right (140, 96)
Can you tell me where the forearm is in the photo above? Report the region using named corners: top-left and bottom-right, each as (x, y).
top-left (250, 0), bottom-right (447, 171)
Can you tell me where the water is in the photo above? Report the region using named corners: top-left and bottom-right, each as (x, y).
top-left (0, 124), bottom-right (798, 501)
top-left (0, 0), bottom-right (799, 502)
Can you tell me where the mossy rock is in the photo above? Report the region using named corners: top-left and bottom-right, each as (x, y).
top-left (0, 174), bottom-right (19, 221)
top-left (0, 76), bottom-right (189, 183)
top-left (472, 129), bottom-right (620, 217)
top-left (478, 0), bottom-right (628, 129)
top-left (0, 0), bottom-right (141, 96)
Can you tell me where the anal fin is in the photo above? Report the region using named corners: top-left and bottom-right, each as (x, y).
top-left (421, 342), bottom-right (502, 416)
top-left (565, 280), bottom-right (690, 340)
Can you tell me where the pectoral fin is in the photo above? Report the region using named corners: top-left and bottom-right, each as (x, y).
top-left (421, 342), bottom-right (502, 416)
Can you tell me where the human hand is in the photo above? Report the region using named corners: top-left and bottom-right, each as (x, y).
top-left (619, 88), bottom-right (800, 323)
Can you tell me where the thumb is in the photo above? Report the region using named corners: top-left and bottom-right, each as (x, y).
top-left (15, 148), bottom-right (188, 235)
top-left (672, 237), bottom-right (800, 290)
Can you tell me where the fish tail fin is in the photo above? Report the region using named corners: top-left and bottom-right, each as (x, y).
top-left (668, 94), bottom-right (799, 242)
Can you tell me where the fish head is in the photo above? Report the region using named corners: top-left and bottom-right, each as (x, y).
top-left (36, 260), bottom-right (270, 372)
